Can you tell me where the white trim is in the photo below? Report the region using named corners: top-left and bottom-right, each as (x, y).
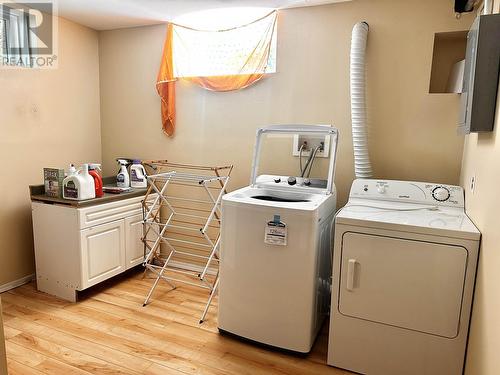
top-left (0, 273), bottom-right (35, 293)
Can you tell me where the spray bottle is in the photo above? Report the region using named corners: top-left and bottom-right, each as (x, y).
top-left (116, 159), bottom-right (130, 188)
top-left (130, 159), bottom-right (147, 188)
top-left (88, 163), bottom-right (103, 197)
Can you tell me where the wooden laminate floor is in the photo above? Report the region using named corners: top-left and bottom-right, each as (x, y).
top-left (1, 269), bottom-right (352, 375)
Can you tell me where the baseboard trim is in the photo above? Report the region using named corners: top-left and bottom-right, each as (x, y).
top-left (0, 273), bottom-right (35, 293)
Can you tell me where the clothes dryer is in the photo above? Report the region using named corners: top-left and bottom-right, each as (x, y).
top-left (328, 179), bottom-right (480, 375)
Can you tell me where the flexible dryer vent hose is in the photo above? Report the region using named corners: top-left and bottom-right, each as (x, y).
top-left (350, 21), bottom-right (373, 178)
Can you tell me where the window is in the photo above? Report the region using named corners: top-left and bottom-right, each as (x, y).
top-left (156, 8), bottom-right (278, 135)
top-left (0, 5), bottom-right (34, 67)
top-left (0, 18), bottom-right (7, 56)
top-left (172, 8), bottom-right (277, 78)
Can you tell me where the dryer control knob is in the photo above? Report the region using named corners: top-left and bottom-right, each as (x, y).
top-left (377, 185), bottom-right (386, 194)
top-left (287, 176), bottom-right (297, 186)
top-left (432, 186), bottom-right (450, 202)
top-left (274, 177), bottom-right (281, 183)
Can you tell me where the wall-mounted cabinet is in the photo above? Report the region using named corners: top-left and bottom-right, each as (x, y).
top-left (459, 14), bottom-right (500, 134)
top-left (429, 31), bottom-right (468, 94)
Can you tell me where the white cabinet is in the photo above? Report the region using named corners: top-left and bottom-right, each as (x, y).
top-left (81, 219), bottom-right (126, 288)
top-left (32, 194), bottom-right (154, 302)
top-left (0, 298), bottom-right (7, 375)
top-left (125, 214), bottom-right (146, 269)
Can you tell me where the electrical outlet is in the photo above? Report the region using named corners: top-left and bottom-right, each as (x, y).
top-left (470, 175), bottom-right (476, 194)
top-left (292, 134), bottom-right (330, 158)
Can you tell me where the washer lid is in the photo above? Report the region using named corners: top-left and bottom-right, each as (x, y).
top-left (223, 185), bottom-right (332, 210)
top-left (250, 125), bottom-right (339, 195)
top-left (336, 201), bottom-right (480, 240)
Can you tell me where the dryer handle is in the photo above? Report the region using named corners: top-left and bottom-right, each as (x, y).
top-left (346, 258), bottom-right (357, 291)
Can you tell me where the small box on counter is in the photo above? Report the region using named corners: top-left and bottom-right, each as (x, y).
top-left (44, 168), bottom-right (65, 197)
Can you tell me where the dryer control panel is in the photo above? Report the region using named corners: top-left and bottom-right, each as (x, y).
top-left (349, 179), bottom-right (464, 207)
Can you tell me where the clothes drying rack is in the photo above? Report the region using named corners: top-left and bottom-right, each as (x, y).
top-left (141, 160), bottom-right (232, 323)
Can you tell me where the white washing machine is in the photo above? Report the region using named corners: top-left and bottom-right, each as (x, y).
top-left (328, 179), bottom-right (480, 375)
top-left (218, 125), bottom-right (338, 353)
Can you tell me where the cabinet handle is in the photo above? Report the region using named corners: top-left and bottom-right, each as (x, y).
top-left (346, 258), bottom-right (357, 291)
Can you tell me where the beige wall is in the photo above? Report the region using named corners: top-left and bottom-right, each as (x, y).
top-left (461, 2), bottom-right (500, 374)
top-left (0, 298), bottom-right (6, 375)
top-left (0, 17), bottom-right (101, 286)
top-left (429, 31), bottom-right (467, 93)
top-left (99, 0), bottom-right (474, 206)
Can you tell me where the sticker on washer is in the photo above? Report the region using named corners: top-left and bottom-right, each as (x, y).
top-left (265, 215), bottom-right (287, 246)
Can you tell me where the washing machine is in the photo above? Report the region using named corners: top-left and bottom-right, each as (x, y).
top-left (328, 179), bottom-right (480, 375)
top-left (218, 125), bottom-right (338, 353)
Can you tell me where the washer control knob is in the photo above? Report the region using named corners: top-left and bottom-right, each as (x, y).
top-left (274, 177), bottom-right (281, 183)
top-left (377, 185), bottom-right (386, 194)
top-left (287, 176), bottom-right (297, 186)
top-left (303, 178), bottom-right (311, 186)
top-left (432, 186), bottom-right (450, 202)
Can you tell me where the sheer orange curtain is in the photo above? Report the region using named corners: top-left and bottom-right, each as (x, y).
top-left (156, 11), bottom-right (277, 136)
top-left (156, 23), bottom-right (176, 136)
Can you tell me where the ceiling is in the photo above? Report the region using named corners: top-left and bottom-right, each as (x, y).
top-left (57, 0), bottom-right (350, 30)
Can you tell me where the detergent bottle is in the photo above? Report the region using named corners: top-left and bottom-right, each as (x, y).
top-left (80, 164), bottom-right (96, 199)
top-left (63, 164), bottom-right (79, 199)
top-left (63, 164), bottom-right (95, 200)
top-left (116, 159), bottom-right (130, 188)
top-left (130, 159), bottom-right (147, 188)
top-left (88, 163), bottom-right (103, 197)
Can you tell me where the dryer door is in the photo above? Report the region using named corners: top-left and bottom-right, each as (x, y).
top-left (338, 232), bottom-right (467, 338)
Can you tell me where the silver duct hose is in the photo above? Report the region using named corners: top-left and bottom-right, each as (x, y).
top-left (350, 21), bottom-right (372, 178)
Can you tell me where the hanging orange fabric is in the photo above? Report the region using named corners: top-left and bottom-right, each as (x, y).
top-left (187, 73), bottom-right (265, 92)
top-left (156, 11), bottom-right (277, 136)
top-left (156, 23), bottom-right (175, 136)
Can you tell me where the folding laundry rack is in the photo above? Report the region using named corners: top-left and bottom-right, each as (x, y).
top-left (140, 160), bottom-right (232, 323)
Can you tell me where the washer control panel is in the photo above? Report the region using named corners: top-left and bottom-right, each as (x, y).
top-left (350, 179), bottom-right (464, 207)
top-left (255, 175), bottom-right (328, 190)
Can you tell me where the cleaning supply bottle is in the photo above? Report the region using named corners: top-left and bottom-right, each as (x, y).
top-left (63, 164), bottom-right (95, 200)
top-left (63, 164), bottom-right (79, 199)
top-left (130, 159), bottom-right (147, 188)
top-left (68, 164), bottom-right (77, 176)
top-left (88, 163), bottom-right (103, 198)
top-left (80, 164), bottom-right (96, 199)
top-left (116, 159), bottom-right (130, 188)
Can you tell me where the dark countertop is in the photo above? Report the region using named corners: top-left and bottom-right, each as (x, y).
top-left (30, 176), bottom-right (149, 208)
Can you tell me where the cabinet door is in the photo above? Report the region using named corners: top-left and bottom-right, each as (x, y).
top-left (80, 219), bottom-right (125, 289)
top-left (0, 299), bottom-right (7, 375)
top-left (125, 214), bottom-right (146, 269)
